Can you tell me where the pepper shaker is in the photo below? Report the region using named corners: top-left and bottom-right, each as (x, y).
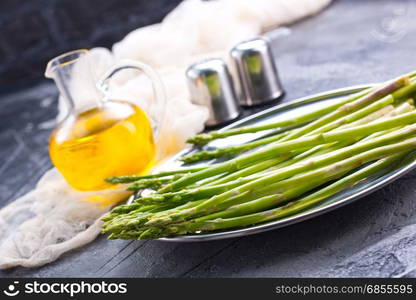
top-left (186, 58), bottom-right (241, 127)
top-left (230, 37), bottom-right (284, 106)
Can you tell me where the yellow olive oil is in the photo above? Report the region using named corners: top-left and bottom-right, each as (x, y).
top-left (49, 101), bottom-right (155, 191)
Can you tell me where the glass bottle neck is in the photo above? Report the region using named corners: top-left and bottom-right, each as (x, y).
top-left (45, 49), bottom-right (102, 116)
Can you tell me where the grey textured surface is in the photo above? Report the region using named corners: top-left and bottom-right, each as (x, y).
top-left (1, 0), bottom-right (416, 278)
top-left (0, 0), bottom-right (181, 91)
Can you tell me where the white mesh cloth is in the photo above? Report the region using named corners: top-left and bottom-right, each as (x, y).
top-left (0, 0), bottom-right (331, 269)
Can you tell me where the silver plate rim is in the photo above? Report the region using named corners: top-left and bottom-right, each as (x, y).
top-left (156, 83), bottom-right (416, 242)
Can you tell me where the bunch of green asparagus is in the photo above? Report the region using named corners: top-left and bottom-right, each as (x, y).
top-left (102, 72), bottom-right (416, 239)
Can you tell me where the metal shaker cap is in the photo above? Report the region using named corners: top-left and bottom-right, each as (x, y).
top-left (186, 58), bottom-right (240, 127)
top-left (230, 37), bottom-right (284, 106)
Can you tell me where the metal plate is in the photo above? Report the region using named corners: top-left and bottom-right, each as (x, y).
top-left (150, 84), bottom-right (416, 242)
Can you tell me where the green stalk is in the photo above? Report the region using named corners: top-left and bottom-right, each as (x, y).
top-left (278, 77), bottom-right (409, 143)
top-left (207, 105), bottom-right (397, 186)
top-left (180, 169), bottom-right (354, 222)
top-left (147, 136), bottom-right (416, 226)
top-left (181, 131), bottom-right (287, 163)
top-left (266, 101), bottom-right (413, 172)
top-left (188, 75), bottom-right (416, 147)
top-left (103, 74), bottom-right (416, 240)
top-left (160, 110), bottom-right (416, 193)
top-left (144, 122), bottom-right (407, 207)
top-left (105, 166), bottom-right (205, 184)
top-left (115, 180), bottom-right (321, 239)
top-left (133, 177), bottom-right (253, 206)
top-left (127, 177), bottom-right (173, 191)
top-left (187, 87), bottom-right (377, 146)
top-left (181, 95), bottom-right (395, 163)
top-left (147, 153), bottom-right (407, 237)
top-left (169, 82), bottom-right (414, 190)
top-left (103, 199), bottom-right (206, 234)
top-left (306, 95), bottom-right (394, 135)
top-left (103, 204), bottom-right (156, 220)
top-left (204, 154), bottom-right (292, 186)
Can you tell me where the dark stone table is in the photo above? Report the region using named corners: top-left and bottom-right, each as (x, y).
top-left (2, 0), bottom-right (416, 278)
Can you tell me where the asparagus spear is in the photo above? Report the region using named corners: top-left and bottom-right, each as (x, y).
top-left (111, 145), bottom-right (411, 239)
top-left (110, 82), bottom-right (414, 189)
top-left (126, 179), bottom-right (342, 239)
top-left (188, 76), bottom-right (410, 147)
top-left (103, 198), bottom-right (206, 234)
top-left (146, 137), bottom-right (416, 227)
top-left (136, 153), bottom-right (407, 238)
top-left (105, 134), bottom-right (414, 234)
top-left (149, 166), bottom-right (359, 236)
top-left (187, 88), bottom-right (375, 146)
top-left (206, 104), bottom-right (398, 186)
top-left (160, 110), bottom-right (416, 193)
top-left (132, 178), bottom-right (253, 205)
top-left (278, 77), bottom-right (411, 142)
top-left (166, 81), bottom-right (416, 190)
top-left (126, 177), bottom-right (174, 191)
top-left (114, 103), bottom-right (410, 217)
top-left (270, 100), bottom-right (414, 170)
top-left (131, 123), bottom-right (416, 209)
top-left (103, 73), bottom-right (416, 240)
top-left (186, 72), bottom-right (416, 147)
top-left (181, 131), bottom-right (288, 163)
top-left (105, 166), bottom-right (205, 184)
top-left (203, 100), bottom-right (412, 186)
top-left (181, 94), bottom-right (396, 163)
top-left (182, 101), bottom-right (408, 189)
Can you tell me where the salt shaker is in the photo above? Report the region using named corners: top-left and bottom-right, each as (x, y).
top-left (186, 58), bottom-right (240, 127)
top-left (230, 37), bottom-right (284, 106)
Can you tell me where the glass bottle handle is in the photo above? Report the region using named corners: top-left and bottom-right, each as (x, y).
top-left (97, 59), bottom-right (167, 139)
